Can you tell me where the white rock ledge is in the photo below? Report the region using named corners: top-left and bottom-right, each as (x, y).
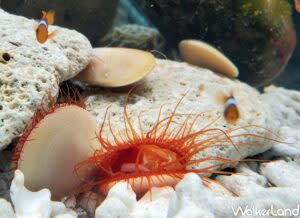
top-left (0, 9), bottom-right (92, 150)
top-left (262, 86), bottom-right (300, 158)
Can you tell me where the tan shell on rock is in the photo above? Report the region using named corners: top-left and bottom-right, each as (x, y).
top-left (179, 39), bottom-right (239, 78)
top-left (74, 48), bottom-right (155, 87)
top-left (17, 105), bottom-right (99, 200)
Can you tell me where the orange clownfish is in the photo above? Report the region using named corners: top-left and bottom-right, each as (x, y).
top-left (215, 91), bottom-right (240, 125)
top-left (35, 11), bottom-right (58, 44)
top-left (294, 0), bottom-right (300, 13)
top-left (223, 95), bottom-right (239, 125)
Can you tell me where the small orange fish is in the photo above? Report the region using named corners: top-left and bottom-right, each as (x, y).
top-left (216, 91), bottom-right (240, 125)
top-left (294, 0), bottom-right (300, 13)
top-left (223, 95), bottom-right (239, 125)
top-left (35, 11), bottom-right (58, 44)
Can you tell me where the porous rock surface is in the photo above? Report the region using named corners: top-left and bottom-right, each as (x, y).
top-left (262, 85), bottom-right (300, 128)
top-left (261, 85), bottom-right (300, 158)
top-left (85, 59), bottom-right (279, 168)
top-left (0, 9), bottom-right (92, 150)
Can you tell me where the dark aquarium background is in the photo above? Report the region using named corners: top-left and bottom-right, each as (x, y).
top-left (275, 4), bottom-right (300, 90)
top-left (1, 0), bottom-right (299, 90)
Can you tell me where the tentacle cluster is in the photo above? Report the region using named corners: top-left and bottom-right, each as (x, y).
top-left (75, 91), bottom-right (281, 196)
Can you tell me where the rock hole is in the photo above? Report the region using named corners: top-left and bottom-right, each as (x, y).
top-left (35, 84), bottom-right (41, 92)
top-left (180, 82), bottom-right (187, 86)
top-left (2, 53), bottom-right (11, 62)
top-left (21, 82), bottom-right (28, 87)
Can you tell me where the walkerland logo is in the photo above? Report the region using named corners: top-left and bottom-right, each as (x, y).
top-left (232, 205), bottom-right (300, 217)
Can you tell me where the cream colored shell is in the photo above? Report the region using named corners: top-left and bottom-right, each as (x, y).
top-left (18, 105), bottom-right (98, 200)
top-left (179, 39), bottom-right (238, 78)
top-left (75, 48), bottom-right (155, 87)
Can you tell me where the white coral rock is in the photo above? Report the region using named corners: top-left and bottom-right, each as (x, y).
top-left (95, 174), bottom-right (219, 218)
top-left (262, 86), bottom-right (300, 158)
top-left (0, 8), bottom-right (92, 150)
top-left (95, 182), bottom-right (136, 218)
top-left (260, 160), bottom-right (300, 188)
top-left (95, 183), bottom-right (172, 218)
top-left (216, 161), bottom-right (300, 217)
top-left (95, 161), bottom-right (300, 218)
top-left (10, 170), bottom-right (77, 218)
top-left (167, 173), bottom-right (214, 218)
top-left (262, 85), bottom-right (300, 128)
